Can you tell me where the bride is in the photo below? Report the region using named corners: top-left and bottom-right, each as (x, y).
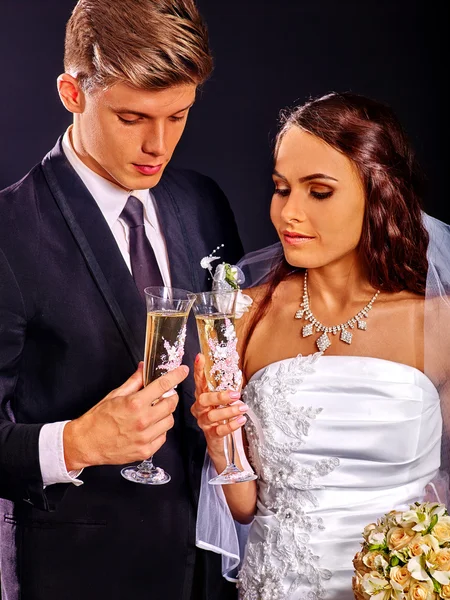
top-left (191, 92), bottom-right (449, 599)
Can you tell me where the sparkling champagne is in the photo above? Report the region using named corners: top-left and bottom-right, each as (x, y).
top-left (192, 290), bottom-right (257, 485)
top-left (195, 313), bottom-right (242, 391)
top-left (144, 310), bottom-right (188, 386)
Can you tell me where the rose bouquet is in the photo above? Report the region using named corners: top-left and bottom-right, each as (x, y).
top-left (353, 502), bottom-right (450, 600)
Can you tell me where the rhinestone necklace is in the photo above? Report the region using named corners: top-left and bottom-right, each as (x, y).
top-left (295, 270), bottom-right (380, 352)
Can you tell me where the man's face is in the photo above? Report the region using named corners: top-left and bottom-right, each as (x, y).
top-left (72, 82), bottom-right (197, 190)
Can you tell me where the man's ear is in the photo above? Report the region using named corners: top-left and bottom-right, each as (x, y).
top-left (57, 73), bottom-right (85, 114)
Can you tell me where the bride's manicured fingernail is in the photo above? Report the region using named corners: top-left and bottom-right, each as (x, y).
top-left (239, 403), bottom-right (249, 412)
top-left (229, 392), bottom-right (241, 399)
top-left (236, 416), bottom-right (247, 424)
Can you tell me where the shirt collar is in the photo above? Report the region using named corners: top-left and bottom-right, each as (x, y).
top-left (62, 127), bottom-right (150, 228)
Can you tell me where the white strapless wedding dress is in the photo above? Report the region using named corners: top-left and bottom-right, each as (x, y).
top-left (233, 354), bottom-right (442, 600)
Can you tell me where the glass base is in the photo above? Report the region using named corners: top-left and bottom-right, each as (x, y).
top-left (208, 463), bottom-right (258, 486)
top-left (121, 465), bottom-right (171, 485)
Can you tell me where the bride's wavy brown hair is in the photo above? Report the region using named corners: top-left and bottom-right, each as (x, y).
top-left (242, 92), bottom-right (429, 357)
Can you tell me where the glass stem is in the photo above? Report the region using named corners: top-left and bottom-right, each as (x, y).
top-left (137, 457), bottom-right (154, 473)
top-left (223, 433), bottom-right (235, 466)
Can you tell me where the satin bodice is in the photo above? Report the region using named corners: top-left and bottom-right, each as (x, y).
top-left (238, 354), bottom-right (442, 600)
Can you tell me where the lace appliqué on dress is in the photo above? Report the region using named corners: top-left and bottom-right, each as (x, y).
top-left (238, 353), bottom-right (340, 600)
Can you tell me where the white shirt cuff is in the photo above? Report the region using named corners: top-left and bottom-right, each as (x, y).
top-left (39, 421), bottom-right (84, 487)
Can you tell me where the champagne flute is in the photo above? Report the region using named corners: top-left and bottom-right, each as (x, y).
top-left (193, 290), bottom-right (258, 485)
top-left (121, 286), bottom-right (196, 485)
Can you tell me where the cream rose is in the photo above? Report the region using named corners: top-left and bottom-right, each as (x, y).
top-left (433, 548), bottom-right (450, 571)
top-left (352, 574), bottom-right (369, 600)
top-left (441, 584), bottom-right (450, 599)
top-left (408, 534), bottom-right (439, 557)
top-left (408, 535), bottom-right (426, 556)
top-left (390, 566), bottom-right (411, 591)
top-left (387, 527), bottom-right (416, 551)
top-left (353, 551), bottom-right (371, 575)
top-left (406, 580), bottom-right (435, 600)
top-left (433, 517), bottom-right (450, 544)
top-left (363, 551), bottom-right (387, 570)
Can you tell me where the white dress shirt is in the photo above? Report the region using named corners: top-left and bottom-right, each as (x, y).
top-left (38, 128), bottom-right (171, 486)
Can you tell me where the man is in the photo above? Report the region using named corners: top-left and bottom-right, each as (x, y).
top-left (0, 1), bottom-right (243, 599)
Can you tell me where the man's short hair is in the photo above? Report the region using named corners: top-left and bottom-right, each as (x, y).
top-left (64, 0), bottom-right (213, 92)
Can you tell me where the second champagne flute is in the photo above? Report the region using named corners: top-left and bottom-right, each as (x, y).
top-left (193, 290), bottom-right (257, 485)
top-left (121, 286), bottom-right (196, 485)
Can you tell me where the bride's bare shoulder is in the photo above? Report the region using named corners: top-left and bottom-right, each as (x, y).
top-left (379, 288), bottom-right (424, 304)
top-left (242, 283), bottom-right (270, 305)
top-left (376, 289), bottom-right (425, 322)
top-left (237, 286), bottom-right (268, 335)
top-left (243, 274), bottom-right (301, 307)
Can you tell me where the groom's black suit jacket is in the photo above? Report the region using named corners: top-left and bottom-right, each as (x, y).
top-left (0, 139), bottom-right (243, 600)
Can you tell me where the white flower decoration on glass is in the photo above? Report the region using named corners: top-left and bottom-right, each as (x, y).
top-left (157, 325), bottom-right (187, 374)
top-left (207, 317), bottom-right (243, 391)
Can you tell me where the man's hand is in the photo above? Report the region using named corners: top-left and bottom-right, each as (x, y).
top-left (63, 364), bottom-right (189, 470)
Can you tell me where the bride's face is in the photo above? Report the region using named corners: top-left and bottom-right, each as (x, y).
top-left (271, 126), bottom-right (366, 269)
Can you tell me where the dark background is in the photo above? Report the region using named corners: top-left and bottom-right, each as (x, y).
top-left (0, 0), bottom-right (447, 252)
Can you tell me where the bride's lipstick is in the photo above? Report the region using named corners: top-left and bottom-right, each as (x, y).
top-left (282, 230), bottom-right (315, 246)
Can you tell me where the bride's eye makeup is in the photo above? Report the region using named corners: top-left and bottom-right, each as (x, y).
top-left (310, 189), bottom-right (333, 200)
top-left (273, 187), bottom-right (290, 197)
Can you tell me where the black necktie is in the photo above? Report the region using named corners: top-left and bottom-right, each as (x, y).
top-left (120, 195), bottom-right (164, 301)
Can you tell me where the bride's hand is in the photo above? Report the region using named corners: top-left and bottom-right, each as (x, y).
top-left (191, 353), bottom-right (249, 458)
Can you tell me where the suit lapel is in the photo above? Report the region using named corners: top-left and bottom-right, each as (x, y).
top-left (41, 141), bottom-right (218, 500)
top-left (41, 142), bottom-right (204, 365)
top-left (41, 138), bottom-right (145, 364)
top-left (152, 173), bottom-right (207, 478)
top-left (152, 175), bottom-right (200, 293)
